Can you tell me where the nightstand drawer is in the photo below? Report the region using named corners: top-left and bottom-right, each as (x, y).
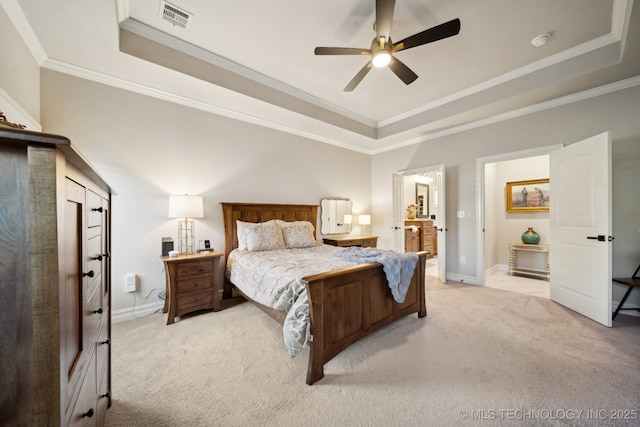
top-left (177, 273), bottom-right (213, 293)
top-left (177, 291), bottom-right (213, 315)
top-left (177, 261), bottom-right (212, 276)
top-left (162, 252), bottom-right (223, 324)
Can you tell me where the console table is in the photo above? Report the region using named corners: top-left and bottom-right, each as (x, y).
top-left (508, 243), bottom-right (550, 281)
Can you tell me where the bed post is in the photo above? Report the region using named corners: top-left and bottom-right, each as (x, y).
top-left (416, 252), bottom-right (427, 318)
top-left (305, 278), bottom-right (325, 385)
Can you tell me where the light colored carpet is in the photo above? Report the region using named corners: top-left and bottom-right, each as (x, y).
top-left (486, 269), bottom-right (550, 299)
top-left (105, 275), bottom-right (640, 427)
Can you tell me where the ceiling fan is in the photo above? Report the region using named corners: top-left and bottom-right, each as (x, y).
top-left (314, 0), bottom-right (461, 91)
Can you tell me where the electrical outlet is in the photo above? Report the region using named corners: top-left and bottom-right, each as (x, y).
top-left (457, 210), bottom-right (465, 218)
top-left (125, 273), bottom-right (137, 293)
top-left (460, 256), bottom-right (466, 264)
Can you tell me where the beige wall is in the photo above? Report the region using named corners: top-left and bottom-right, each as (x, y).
top-left (371, 85), bottom-right (640, 307)
top-left (2, 2), bottom-right (638, 315)
top-left (0, 5), bottom-right (40, 127)
top-left (39, 70), bottom-right (372, 316)
top-left (490, 155), bottom-right (550, 268)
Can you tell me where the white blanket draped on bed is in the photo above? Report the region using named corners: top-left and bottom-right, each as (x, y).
top-left (226, 244), bottom-right (355, 356)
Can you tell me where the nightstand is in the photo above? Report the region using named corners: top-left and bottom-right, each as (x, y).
top-left (323, 235), bottom-right (378, 248)
top-left (161, 252), bottom-right (223, 324)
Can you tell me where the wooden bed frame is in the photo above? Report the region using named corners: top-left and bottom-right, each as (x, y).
top-left (221, 202), bottom-right (427, 385)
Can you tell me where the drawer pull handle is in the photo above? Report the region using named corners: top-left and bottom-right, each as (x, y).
top-left (192, 283), bottom-right (199, 287)
top-left (94, 307), bottom-right (103, 314)
top-left (100, 392), bottom-right (111, 399)
top-left (83, 270), bottom-right (95, 278)
top-left (192, 266), bottom-right (198, 271)
top-left (82, 408), bottom-right (94, 418)
top-left (91, 255), bottom-right (103, 261)
top-left (99, 339), bottom-right (110, 345)
top-left (92, 207), bottom-right (103, 212)
top-left (192, 298), bottom-right (198, 303)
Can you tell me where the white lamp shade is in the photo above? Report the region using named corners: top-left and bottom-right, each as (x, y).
top-left (358, 214), bottom-right (371, 225)
top-left (344, 214), bottom-right (352, 225)
top-left (168, 195), bottom-right (204, 219)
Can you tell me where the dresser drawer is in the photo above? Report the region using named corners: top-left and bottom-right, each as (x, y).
top-left (177, 273), bottom-right (213, 293)
top-left (87, 189), bottom-right (103, 228)
top-left (177, 291), bottom-right (213, 315)
top-left (177, 260), bottom-right (212, 276)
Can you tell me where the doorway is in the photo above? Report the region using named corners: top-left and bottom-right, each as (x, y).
top-left (476, 145), bottom-right (562, 295)
top-left (393, 164), bottom-right (446, 282)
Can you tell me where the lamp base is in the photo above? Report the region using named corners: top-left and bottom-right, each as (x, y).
top-left (178, 219), bottom-right (195, 254)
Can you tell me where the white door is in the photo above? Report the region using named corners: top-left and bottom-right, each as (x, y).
top-left (435, 166), bottom-right (447, 283)
top-left (392, 173), bottom-right (405, 252)
top-left (550, 132), bottom-right (612, 326)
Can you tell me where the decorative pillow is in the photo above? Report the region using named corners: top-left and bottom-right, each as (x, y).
top-left (276, 220), bottom-right (317, 249)
top-left (236, 220), bottom-right (285, 252)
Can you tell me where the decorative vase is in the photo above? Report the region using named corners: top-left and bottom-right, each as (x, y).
top-left (407, 212), bottom-right (416, 219)
top-left (521, 227), bottom-right (540, 244)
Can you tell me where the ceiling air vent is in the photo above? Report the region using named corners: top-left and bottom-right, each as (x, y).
top-left (159, 1), bottom-right (193, 30)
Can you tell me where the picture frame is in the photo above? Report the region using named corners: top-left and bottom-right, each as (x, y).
top-left (506, 178), bottom-right (550, 212)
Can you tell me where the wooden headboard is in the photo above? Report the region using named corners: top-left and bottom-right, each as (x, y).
top-left (220, 203), bottom-right (318, 262)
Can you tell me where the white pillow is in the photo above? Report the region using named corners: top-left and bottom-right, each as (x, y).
top-left (276, 220), bottom-right (317, 249)
top-left (236, 220), bottom-right (285, 252)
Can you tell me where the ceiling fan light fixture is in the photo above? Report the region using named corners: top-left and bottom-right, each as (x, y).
top-left (372, 51), bottom-right (391, 68)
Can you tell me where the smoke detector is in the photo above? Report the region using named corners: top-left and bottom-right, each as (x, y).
top-left (159, 1), bottom-right (193, 30)
top-left (531, 33), bottom-right (551, 47)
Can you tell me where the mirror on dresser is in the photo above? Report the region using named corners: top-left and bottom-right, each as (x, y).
top-left (416, 183), bottom-right (429, 218)
top-left (320, 198), bottom-right (352, 234)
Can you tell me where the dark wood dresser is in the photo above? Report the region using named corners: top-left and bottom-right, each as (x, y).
top-left (0, 127), bottom-right (112, 426)
top-left (323, 235), bottom-right (378, 248)
top-left (161, 252), bottom-right (223, 324)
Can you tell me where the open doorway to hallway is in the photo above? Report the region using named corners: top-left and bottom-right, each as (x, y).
top-left (477, 145), bottom-right (561, 299)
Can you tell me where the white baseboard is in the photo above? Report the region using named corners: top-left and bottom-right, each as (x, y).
top-left (446, 273), bottom-right (480, 285)
top-left (112, 301), bottom-right (164, 323)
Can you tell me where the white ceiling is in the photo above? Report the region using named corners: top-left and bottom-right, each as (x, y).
top-left (8, 0), bottom-right (640, 153)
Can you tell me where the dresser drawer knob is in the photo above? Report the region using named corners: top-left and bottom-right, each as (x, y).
top-left (100, 392), bottom-right (111, 399)
top-left (82, 408), bottom-right (94, 418)
top-left (192, 282), bottom-right (199, 287)
top-left (192, 266), bottom-right (198, 271)
top-left (192, 298), bottom-right (198, 303)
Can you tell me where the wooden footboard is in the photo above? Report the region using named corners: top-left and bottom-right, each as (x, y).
top-left (303, 251), bottom-right (427, 385)
top-left (220, 203), bottom-right (428, 385)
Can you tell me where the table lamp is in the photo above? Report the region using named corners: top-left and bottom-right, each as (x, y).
top-left (168, 194), bottom-right (204, 254)
top-left (359, 214), bottom-right (370, 236)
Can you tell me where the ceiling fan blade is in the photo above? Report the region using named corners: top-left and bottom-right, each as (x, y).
top-left (388, 57), bottom-right (418, 85)
top-left (314, 47), bottom-right (368, 55)
top-left (375, 0), bottom-right (395, 43)
top-left (344, 62), bottom-right (373, 92)
top-left (393, 18), bottom-right (461, 52)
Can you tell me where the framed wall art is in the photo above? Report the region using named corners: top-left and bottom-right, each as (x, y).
top-left (506, 178), bottom-right (550, 212)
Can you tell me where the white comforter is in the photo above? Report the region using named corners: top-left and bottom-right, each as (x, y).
top-left (226, 244), bottom-right (355, 356)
